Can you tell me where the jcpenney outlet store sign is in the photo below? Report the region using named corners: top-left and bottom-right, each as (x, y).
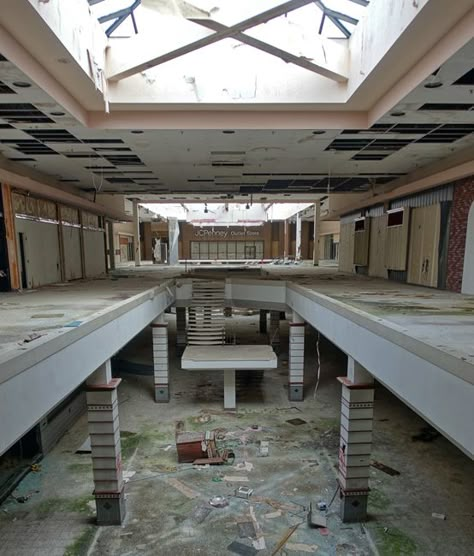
top-left (193, 227), bottom-right (263, 240)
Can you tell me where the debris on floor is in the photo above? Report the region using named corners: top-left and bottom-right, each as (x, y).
top-left (18, 332), bottom-right (43, 345)
top-left (412, 426), bottom-right (441, 442)
top-left (227, 540), bottom-right (258, 556)
top-left (286, 542), bottom-right (319, 553)
top-left (209, 495), bottom-right (229, 508)
top-left (432, 512), bottom-right (447, 520)
top-left (286, 418), bottom-right (307, 426)
top-left (308, 503), bottom-right (327, 528)
top-left (258, 441), bottom-right (269, 457)
top-left (235, 486), bottom-right (253, 499)
top-left (166, 477), bottom-right (199, 499)
top-left (371, 460), bottom-right (400, 476)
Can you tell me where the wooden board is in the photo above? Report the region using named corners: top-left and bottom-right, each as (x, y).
top-left (369, 215), bottom-right (388, 278)
top-left (407, 204), bottom-right (440, 287)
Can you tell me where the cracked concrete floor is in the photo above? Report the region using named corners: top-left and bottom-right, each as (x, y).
top-left (0, 313), bottom-right (473, 556)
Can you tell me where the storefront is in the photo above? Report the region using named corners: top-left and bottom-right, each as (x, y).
top-left (180, 223), bottom-right (273, 260)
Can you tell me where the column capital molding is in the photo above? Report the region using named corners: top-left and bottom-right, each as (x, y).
top-left (337, 376), bottom-right (374, 389)
top-left (87, 378), bottom-right (122, 392)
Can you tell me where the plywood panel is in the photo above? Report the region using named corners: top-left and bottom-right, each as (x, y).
top-left (353, 219), bottom-right (370, 266)
top-left (369, 215), bottom-right (387, 278)
top-left (338, 222), bottom-right (354, 273)
top-left (15, 218), bottom-right (61, 288)
top-left (385, 209), bottom-right (410, 270)
top-left (83, 229), bottom-right (106, 277)
top-left (407, 204), bottom-right (440, 287)
top-left (62, 226), bottom-right (82, 281)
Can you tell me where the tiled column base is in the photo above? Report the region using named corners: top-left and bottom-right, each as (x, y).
top-left (337, 377), bottom-right (374, 523)
top-left (176, 307), bottom-right (186, 354)
top-left (86, 378), bottom-right (125, 526)
top-left (269, 310), bottom-right (280, 354)
top-left (259, 310), bottom-right (267, 334)
top-left (289, 322), bottom-right (305, 401)
top-left (152, 321), bottom-right (169, 403)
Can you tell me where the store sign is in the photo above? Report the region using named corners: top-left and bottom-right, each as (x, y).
top-left (193, 227), bottom-right (262, 239)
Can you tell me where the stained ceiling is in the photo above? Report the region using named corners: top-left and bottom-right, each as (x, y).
top-left (0, 38), bottom-right (473, 202)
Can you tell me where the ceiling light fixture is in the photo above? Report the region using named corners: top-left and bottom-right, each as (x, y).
top-left (312, 130), bottom-right (325, 135)
top-left (222, 130), bottom-right (235, 134)
top-left (51, 111), bottom-right (65, 116)
top-left (131, 130), bottom-right (144, 134)
top-left (424, 80), bottom-right (443, 89)
top-left (12, 81), bottom-right (31, 88)
top-left (390, 111), bottom-right (406, 117)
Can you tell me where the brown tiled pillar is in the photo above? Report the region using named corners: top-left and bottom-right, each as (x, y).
top-left (152, 316), bottom-right (169, 402)
top-left (289, 312), bottom-right (305, 401)
top-left (337, 358), bottom-right (374, 522)
top-left (86, 361), bottom-right (125, 525)
top-left (269, 310), bottom-right (280, 353)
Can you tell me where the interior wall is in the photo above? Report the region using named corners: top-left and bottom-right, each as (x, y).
top-left (461, 202), bottom-right (474, 294)
top-left (447, 177), bottom-right (474, 292)
top-left (62, 225), bottom-right (82, 280)
top-left (368, 215), bottom-right (388, 278)
top-left (338, 220), bottom-right (355, 273)
top-left (83, 230), bottom-right (106, 277)
top-left (15, 218), bottom-right (61, 288)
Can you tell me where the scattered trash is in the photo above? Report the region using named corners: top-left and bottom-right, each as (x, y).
top-left (192, 414), bottom-right (211, 424)
top-left (264, 510), bottom-right (282, 519)
top-left (251, 424), bottom-right (259, 430)
top-left (212, 476), bottom-right (223, 483)
top-left (224, 475), bottom-right (249, 482)
top-left (166, 478), bottom-right (199, 499)
top-left (190, 504), bottom-right (213, 524)
top-left (237, 520), bottom-right (257, 539)
top-left (308, 503), bottom-right (327, 528)
top-left (123, 471), bottom-right (136, 483)
top-left (286, 418), bottom-right (307, 426)
top-left (271, 523), bottom-right (301, 555)
top-left (371, 460), bottom-right (400, 476)
top-left (63, 320), bottom-right (83, 328)
top-left (227, 540), bottom-right (258, 556)
top-left (249, 506), bottom-right (266, 551)
top-left (286, 543), bottom-right (319, 553)
top-left (30, 464), bottom-right (41, 473)
top-left (432, 512), bottom-right (447, 520)
top-left (235, 461), bottom-right (254, 472)
top-left (317, 501), bottom-right (327, 511)
top-left (18, 332), bottom-right (43, 345)
top-left (209, 495), bottom-right (229, 508)
top-left (319, 527), bottom-right (330, 536)
top-left (31, 313), bottom-right (64, 319)
top-left (163, 445), bottom-right (172, 452)
top-left (258, 441), bottom-right (269, 457)
top-left (412, 426), bottom-right (440, 443)
top-left (235, 486), bottom-right (253, 499)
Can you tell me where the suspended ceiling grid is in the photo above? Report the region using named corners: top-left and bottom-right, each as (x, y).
top-left (0, 39), bottom-right (473, 201)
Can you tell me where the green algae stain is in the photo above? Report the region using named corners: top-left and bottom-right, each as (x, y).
top-left (374, 525), bottom-right (417, 556)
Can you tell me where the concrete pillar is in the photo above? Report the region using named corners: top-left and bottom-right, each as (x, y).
top-left (152, 315), bottom-right (169, 402)
top-left (107, 220), bottom-right (115, 271)
top-left (289, 312), bottom-right (305, 401)
top-left (86, 360), bottom-right (125, 526)
top-left (168, 217), bottom-right (179, 265)
top-left (259, 309), bottom-right (267, 334)
top-left (132, 200), bottom-right (141, 267)
top-left (313, 201), bottom-right (320, 266)
top-left (176, 307), bottom-right (187, 353)
top-left (283, 220), bottom-right (290, 260)
top-left (269, 310), bottom-right (280, 353)
top-left (224, 369), bottom-right (236, 410)
top-left (296, 212), bottom-right (302, 261)
top-left (337, 357), bottom-right (374, 523)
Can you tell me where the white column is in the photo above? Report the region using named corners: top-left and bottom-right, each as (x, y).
top-left (152, 314), bottom-right (169, 402)
top-left (296, 212), bottom-right (302, 261)
top-left (86, 360), bottom-right (126, 525)
top-left (313, 201), bottom-right (320, 266)
top-left (168, 217), bottom-right (179, 265)
top-left (132, 199), bottom-right (141, 267)
top-left (289, 312), bottom-right (305, 401)
top-left (223, 369), bottom-right (236, 410)
top-left (338, 356), bottom-right (374, 523)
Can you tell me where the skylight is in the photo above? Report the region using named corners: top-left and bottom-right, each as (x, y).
top-left (89, 0), bottom-right (370, 39)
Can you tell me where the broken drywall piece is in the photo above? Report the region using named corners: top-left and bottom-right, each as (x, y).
top-left (166, 478), bottom-right (199, 499)
top-left (224, 476), bottom-right (249, 482)
top-left (286, 543), bottom-right (319, 553)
